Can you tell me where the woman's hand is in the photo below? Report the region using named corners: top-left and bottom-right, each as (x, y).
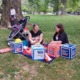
top-left (31, 40), bottom-right (36, 44)
top-left (35, 42), bottom-right (40, 45)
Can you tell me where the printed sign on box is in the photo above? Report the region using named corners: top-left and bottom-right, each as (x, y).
top-left (10, 42), bottom-right (23, 53)
top-left (31, 45), bottom-right (45, 60)
top-left (60, 44), bottom-right (76, 59)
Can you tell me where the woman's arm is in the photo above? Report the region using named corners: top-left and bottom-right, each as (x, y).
top-left (65, 33), bottom-right (69, 43)
top-left (38, 33), bottom-right (43, 44)
top-left (59, 32), bottom-right (69, 44)
top-left (28, 33), bottom-right (36, 44)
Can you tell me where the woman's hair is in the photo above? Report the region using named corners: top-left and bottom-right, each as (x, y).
top-left (11, 6), bottom-right (13, 9)
top-left (56, 23), bottom-right (64, 33)
top-left (33, 24), bottom-right (39, 29)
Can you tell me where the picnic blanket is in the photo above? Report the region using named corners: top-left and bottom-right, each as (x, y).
top-left (22, 49), bottom-right (55, 63)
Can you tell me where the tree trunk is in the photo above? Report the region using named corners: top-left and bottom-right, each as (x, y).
top-left (61, 0), bottom-right (66, 15)
top-left (1, 0), bottom-right (23, 28)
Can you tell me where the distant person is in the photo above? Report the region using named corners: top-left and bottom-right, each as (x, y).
top-left (10, 6), bottom-right (16, 26)
top-left (28, 24), bottom-right (43, 47)
top-left (53, 23), bottom-right (69, 44)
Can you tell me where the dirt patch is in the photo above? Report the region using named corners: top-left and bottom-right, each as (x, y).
top-left (26, 23), bottom-right (32, 27)
top-left (14, 72), bottom-right (22, 80)
top-left (14, 62), bottom-right (38, 80)
top-left (0, 27), bottom-right (7, 30)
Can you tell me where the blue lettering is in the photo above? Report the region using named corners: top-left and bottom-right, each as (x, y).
top-left (37, 51), bottom-right (43, 54)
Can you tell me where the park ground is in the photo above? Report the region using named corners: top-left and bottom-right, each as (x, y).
top-left (0, 15), bottom-right (80, 80)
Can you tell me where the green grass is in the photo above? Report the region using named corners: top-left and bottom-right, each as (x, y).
top-left (0, 15), bottom-right (80, 80)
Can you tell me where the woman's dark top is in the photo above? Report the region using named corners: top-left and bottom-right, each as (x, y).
top-left (28, 30), bottom-right (43, 47)
top-left (30, 30), bottom-right (42, 37)
top-left (53, 32), bottom-right (69, 44)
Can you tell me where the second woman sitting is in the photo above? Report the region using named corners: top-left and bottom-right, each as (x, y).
top-left (28, 24), bottom-right (43, 47)
top-left (53, 23), bottom-right (69, 44)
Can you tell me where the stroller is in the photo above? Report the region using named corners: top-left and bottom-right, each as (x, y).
top-left (7, 16), bottom-right (30, 45)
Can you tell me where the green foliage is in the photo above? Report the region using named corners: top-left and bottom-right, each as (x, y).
top-left (70, 0), bottom-right (80, 8)
top-left (28, 0), bottom-right (49, 13)
top-left (50, 0), bottom-right (66, 14)
top-left (51, 0), bottom-right (60, 12)
top-left (67, 0), bottom-right (80, 11)
top-left (76, 1), bottom-right (80, 11)
top-left (21, 0), bottom-right (29, 12)
top-left (22, 5), bottom-right (27, 12)
top-left (59, 3), bottom-right (64, 10)
top-left (21, 0), bottom-right (80, 14)
top-left (66, 8), bottom-right (73, 12)
top-left (38, 0), bottom-right (49, 13)
top-left (28, 0), bottom-right (40, 11)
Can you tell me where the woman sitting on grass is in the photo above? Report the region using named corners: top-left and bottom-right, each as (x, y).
top-left (28, 24), bottom-right (43, 47)
top-left (53, 23), bottom-right (69, 44)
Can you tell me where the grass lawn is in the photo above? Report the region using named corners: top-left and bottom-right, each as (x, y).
top-left (0, 15), bottom-right (80, 80)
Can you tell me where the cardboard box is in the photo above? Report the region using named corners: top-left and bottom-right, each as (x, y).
top-left (60, 44), bottom-right (76, 59)
top-left (10, 42), bottom-right (23, 53)
top-left (31, 45), bottom-right (45, 60)
top-left (48, 41), bottom-right (61, 57)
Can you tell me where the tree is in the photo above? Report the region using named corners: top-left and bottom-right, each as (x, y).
top-left (0, 1), bottom-right (2, 14)
top-left (22, 0), bottom-right (29, 12)
top-left (28, 0), bottom-right (49, 14)
top-left (37, 0), bottom-right (49, 13)
top-left (69, 0), bottom-right (79, 8)
top-left (60, 0), bottom-right (67, 15)
top-left (50, 0), bottom-right (67, 15)
top-left (50, 0), bottom-right (60, 15)
top-left (1, 0), bottom-right (23, 27)
top-left (66, 0), bottom-right (80, 13)
top-left (50, 0), bottom-right (80, 15)
top-left (28, 0), bottom-right (39, 14)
